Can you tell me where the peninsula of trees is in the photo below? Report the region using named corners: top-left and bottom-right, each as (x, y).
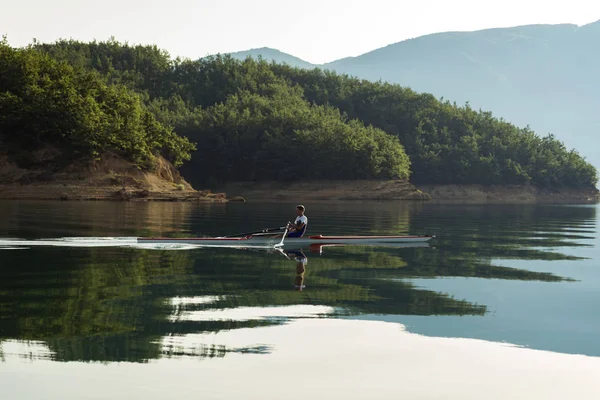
top-left (0, 37), bottom-right (597, 192)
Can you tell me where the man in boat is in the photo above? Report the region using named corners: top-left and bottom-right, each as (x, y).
top-left (286, 205), bottom-right (308, 237)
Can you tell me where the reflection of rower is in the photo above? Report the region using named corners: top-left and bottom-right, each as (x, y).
top-left (285, 249), bottom-right (307, 291)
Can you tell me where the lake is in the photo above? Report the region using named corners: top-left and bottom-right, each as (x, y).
top-left (0, 200), bottom-right (599, 399)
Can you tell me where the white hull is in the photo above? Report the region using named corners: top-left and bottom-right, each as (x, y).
top-left (136, 234), bottom-right (434, 247)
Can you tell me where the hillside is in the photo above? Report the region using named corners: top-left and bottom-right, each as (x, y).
top-left (2, 37), bottom-right (598, 202)
top-left (0, 39), bottom-right (221, 201)
top-left (224, 21), bottom-right (600, 172)
top-left (0, 150), bottom-right (227, 201)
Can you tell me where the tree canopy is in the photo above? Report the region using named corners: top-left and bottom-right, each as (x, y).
top-left (269, 65), bottom-right (598, 187)
top-left (1, 37), bottom-right (596, 188)
top-left (0, 37), bottom-right (194, 169)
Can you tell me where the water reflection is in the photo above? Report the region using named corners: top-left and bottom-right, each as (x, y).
top-left (0, 201), bottom-right (597, 364)
top-left (3, 319), bottom-right (599, 400)
top-left (278, 249), bottom-right (307, 291)
top-left (0, 240), bottom-right (575, 363)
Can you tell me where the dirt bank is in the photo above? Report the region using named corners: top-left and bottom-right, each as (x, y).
top-left (418, 184), bottom-right (599, 203)
top-left (215, 181), bottom-right (599, 203)
top-left (216, 180), bottom-right (430, 201)
top-left (0, 151), bottom-right (229, 202)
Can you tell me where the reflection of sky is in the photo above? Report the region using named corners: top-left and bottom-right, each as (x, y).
top-left (360, 227), bottom-right (600, 357)
top-left (1, 340), bottom-right (54, 360)
top-left (1, 318), bottom-right (599, 400)
top-left (361, 276), bottom-right (600, 357)
top-left (364, 207), bottom-right (600, 357)
top-left (168, 305), bottom-right (335, 322)
top-left (1, 202), bottom-right (599, 399)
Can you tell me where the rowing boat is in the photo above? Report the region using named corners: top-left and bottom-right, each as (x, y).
top-left (136, 233), bottom-right (435, 247)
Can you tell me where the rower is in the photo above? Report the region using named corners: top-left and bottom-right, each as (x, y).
top-left (286, 205), bottom-right (308, 238)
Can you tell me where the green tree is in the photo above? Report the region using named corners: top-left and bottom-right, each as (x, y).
top-left (0, 39), bottom-right (194, 168)
top-left (25, 38), bottom-right (598, 188)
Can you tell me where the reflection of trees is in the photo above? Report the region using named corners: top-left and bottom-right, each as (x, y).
top-left (388, 248), bottom-right (574, 281)
top-left (0, 248), bottom-right (189, 362)
top-left (0, 245), bottom-right (488, 363)
top-left (410, 204), bottom-right (596, 252)
top-left (0, 202), bottom-right (594, 363)
top-left (0, 201), bottom-right (219, 238)
top-left (43, 337), bottom-right (273, 362)
top-left (0, 237), bottom-right (579, 363)
top-left (159, 343), bottom-right (272, 359)
top-left (168, 247), bottom-right (491, 318)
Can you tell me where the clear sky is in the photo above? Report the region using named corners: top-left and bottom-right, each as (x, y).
top-left (1, 0), bottom-right (599, 64)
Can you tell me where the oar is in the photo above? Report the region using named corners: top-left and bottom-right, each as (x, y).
top-left (274, 226), bottom-right (289, 248)
top-left (273, 247), bottom-right (290, 259)
top-left (224, 226), bottom-right (286, 238)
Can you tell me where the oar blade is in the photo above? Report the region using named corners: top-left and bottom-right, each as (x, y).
top-left (274, 228), bottom-right (288, 248)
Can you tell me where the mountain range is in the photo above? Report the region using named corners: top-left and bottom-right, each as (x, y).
top-left (226, 21), bottom-right (600, 171)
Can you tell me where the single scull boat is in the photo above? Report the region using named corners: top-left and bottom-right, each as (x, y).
top-left (136, 232), bottom-right (435, 247)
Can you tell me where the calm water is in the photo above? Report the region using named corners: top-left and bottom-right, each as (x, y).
top-left (0, 200), bottom-right (599, 399)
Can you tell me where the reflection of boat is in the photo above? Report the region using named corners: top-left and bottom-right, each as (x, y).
top-left (303, 241), bottom-right (431, 253)
top-left (137, 233), bottom-right (435, 247)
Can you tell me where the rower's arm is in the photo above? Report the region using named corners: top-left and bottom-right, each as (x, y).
top-left (294, 221), bottom-right (305, 231)
top-left (287, 221), bottom-right (304, 231)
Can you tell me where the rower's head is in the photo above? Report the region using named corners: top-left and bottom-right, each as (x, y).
top-left (296, 205), bottom-right (305, 216)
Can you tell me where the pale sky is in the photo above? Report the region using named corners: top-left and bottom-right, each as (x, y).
top-left (1, 0), bottom-right (599, 64)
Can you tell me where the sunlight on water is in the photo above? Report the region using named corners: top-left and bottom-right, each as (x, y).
top-left (1, 201), bottom-right (599, 399)
top-left (169, 304), bottom-right (336, 323)
top-left (1, 340), bottom-right (55, 361)
top-left (2, 319), bottom-right (599, 400)
top-left (168, 295), bottom-right (225, 306)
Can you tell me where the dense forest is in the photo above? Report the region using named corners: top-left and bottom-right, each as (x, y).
top-left (232, 21), bottom-right (600, 173)
top-left (0, 37), bottom-right (194, 170)
top-left (1, 37), bottom-right (596, 188)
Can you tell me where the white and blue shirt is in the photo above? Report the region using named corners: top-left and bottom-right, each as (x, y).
top-left (294, 215), bottom-right (308, 227)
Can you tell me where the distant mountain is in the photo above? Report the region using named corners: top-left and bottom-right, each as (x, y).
top-left (227, 47), bottom-right (315, 69)
top-left (223, 21), bottom-right (600, 170)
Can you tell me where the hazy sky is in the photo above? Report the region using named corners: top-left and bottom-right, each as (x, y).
top-left (1, 0), bottom-right (599, 64)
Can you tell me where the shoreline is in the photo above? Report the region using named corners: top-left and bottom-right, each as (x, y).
top-left (2, 152), bottom-right (597, 204)
top-left (0, 183), bottom-right (231, 202)
top-left (214, 180), bottom-right (600, 204)
top-left (0, 180), bottom-right (598, 204)
top-left (0, 152), bottom-right (233, 202)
